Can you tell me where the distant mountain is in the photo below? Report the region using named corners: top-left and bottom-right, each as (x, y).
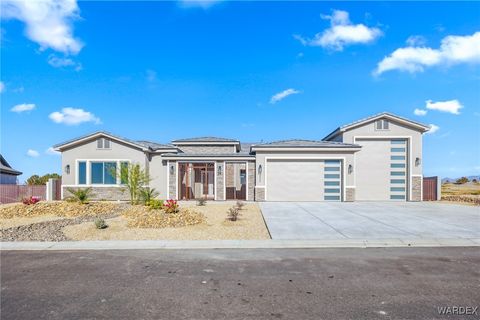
top-left (442, 176), bottom-right (480, 183)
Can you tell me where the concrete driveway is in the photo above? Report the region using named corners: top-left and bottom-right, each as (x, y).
top-left (260, 202), bottom-right (480, 240)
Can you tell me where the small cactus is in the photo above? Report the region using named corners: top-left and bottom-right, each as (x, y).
top-left (94, 217), bottom-right (108, 229)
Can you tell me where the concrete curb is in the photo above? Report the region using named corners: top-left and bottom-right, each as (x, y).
top-left (1, 238), bottom-right (479, 250)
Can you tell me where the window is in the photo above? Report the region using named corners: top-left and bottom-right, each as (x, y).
top-left (97, 138), bottom-right (111, 149)
top-left (391, 179), bottom-right (405, 184)
top-left (391, 139), bottom-right (405, 145)
top-left (325, 188), bottom-right (340, 193)
top-left (325, 174), bottom-right (340, 179)
top-left (91, 161), bottom-right (117, 184)
top-left (391, 171), bottom-right (405, 176)
top-left (391, 163), bottom-right (406, 168)
top-left (78, 161), bottom-right (86, 185)
top-left (324, 181), bottom-right (340, 186)
top-left (375, 119), bottom-right (389, 130)
top-left (324, 160), bottom-right (340, 164)
top-left (390, 195), bottom-right (405, 200)
top-left (324, 195), bottom-right (340, 201)
top-left (391, 155), bottom-right (405, 161)
top-left (391, 147), bottom-right (406, 152)
top-left (325, 167), bottom-right (340, 172)
top-left (391, 187), bottom-right (406, 192)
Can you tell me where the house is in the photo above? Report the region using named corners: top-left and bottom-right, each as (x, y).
top-left (0, 154), bottom-right (22, 185)
top-left (53, 112), bottom-right (430, 202)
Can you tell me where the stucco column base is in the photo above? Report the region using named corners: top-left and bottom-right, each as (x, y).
top-left (412, 176), bottom-right (422, 201)
top-left (255, 187), bottom-right (265, 201)
top-left (345, 187), bottom-right (355, 202)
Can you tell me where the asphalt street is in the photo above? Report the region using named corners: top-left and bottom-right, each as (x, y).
top-left (1, 247), bottom-right (479, 320)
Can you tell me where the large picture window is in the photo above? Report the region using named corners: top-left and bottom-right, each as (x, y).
top-left (91, 161), bottom-right (117, 184)
top-left (78, 161), bottom-right (86, 185)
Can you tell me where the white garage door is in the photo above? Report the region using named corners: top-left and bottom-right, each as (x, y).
top-left (266, 159), bottom-right (342, 201)
top-left (356, 139), bottom-right (408, 201)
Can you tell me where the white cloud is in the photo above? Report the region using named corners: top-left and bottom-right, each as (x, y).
top-left (426, 124), bottom-right (440, 134)
top-left (178, 0), bottom-right (222, 9)
top-left (426, 99), bottom-right (463, 115)
top-left (406, 35), bottom-right (427, 47)
top-left (26, 149), bottom-right (40, 157)
top-left (49, 107), bottom-right (101, 125)
top-left (11, 103), bottom-right (36, 113)
top-left (295, 10), bottom-right (382, 51)
top-left (414, 108), bottom-right (427, 116)
top-left (45, 147), bottom-right (60, 155)
top-left (48, 55), bottom-right (82, 71)
top-left (1, 0), bottom-right (83, 55)
top-left (374, 32), bottom-right (480, 75)
top-left (270, 88), bottom-right (301, 104)
top-left (0, 81), bottom-right (4, 93)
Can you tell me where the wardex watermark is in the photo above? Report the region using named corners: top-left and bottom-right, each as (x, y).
top-left (437, 306), bottom-right (478, 316)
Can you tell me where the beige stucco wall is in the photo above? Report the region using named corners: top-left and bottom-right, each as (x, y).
top-left (340, 119), bottom-right (424, 201)
top-left (254, 150), bottom-right (357, 200)
top-left (341, 120), bottom-right (423, 176)
top-left (61, 138), bottom-right (148, 186)
top-left (148, 155), bottom-right (168, 199)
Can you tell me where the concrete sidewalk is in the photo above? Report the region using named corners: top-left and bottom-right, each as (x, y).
top-left (2, 238), bottom-right (480, 250)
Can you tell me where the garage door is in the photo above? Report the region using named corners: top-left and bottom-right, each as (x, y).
top-left (266, 159), bottom-right (342, 201)
top-left (355, 139), bottom-right (407, 201)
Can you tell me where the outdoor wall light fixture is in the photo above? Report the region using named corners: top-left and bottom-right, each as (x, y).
top-left (170, 165), bottom-right (175, 175)
top-left (258, 164), bottom-right (263, 175)
top-left (348, 164), bottom-right (353, 174)
top-left (65, 165), bottom-right (70, 174)
top-left (218, 165), bottom-right (222, 175)
top-left (415, 157), bottom-right (421, 166)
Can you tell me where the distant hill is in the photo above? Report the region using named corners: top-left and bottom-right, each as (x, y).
top-left (442, 176), bottom-right (480, 183)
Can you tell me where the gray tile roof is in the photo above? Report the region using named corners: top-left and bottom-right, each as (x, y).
top-left (161, 153), bottom-right (254, 158)
top-left (252, 139), bottom-right (360, 148)
top-left (172, 136), bottom-right (240, 143)
top-left (135, 140), bottom-right (176, 151)
top-left (0, 155), bottom-right (22, 175)
top-left (54, 131), bottom-right (176, 152)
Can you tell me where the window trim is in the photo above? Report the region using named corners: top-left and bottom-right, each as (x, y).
top-left (74, 159), bottom-right (131, 186)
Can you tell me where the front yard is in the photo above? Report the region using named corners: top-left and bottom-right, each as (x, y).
top-left (0, 201), bottom-right (270, 241)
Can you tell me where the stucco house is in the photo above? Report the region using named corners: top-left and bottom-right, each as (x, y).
top-left (0, 154), bottom-right (22, 185)
top-left (54, 112), bottom-right (430, 202)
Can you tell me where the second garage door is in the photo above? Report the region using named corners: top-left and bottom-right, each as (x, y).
top-left (266, 159), bottom-right (342, 201)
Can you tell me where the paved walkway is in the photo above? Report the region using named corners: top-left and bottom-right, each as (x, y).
top-left (260, 202), bottom-right (480, 240)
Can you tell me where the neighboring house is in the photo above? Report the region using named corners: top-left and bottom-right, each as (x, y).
top-left (54, 112), bottom-right (430, 202)
top-left (0, 154), bottom-right (22, 185)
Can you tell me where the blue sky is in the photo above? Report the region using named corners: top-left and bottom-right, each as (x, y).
top-left (1, 1), bottom-right (479, 182)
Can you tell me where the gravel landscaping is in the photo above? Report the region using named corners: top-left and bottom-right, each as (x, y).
top-left (63, 203), bottom-right (270, 240)
top-left (0, 201), bottom-right (270, 241)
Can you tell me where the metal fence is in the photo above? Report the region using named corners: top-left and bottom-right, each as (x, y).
top-left (0, 185), bottom-right (47, 204)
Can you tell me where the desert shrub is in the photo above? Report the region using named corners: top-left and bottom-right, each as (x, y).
top-left (236, 201), bottom-right (245, 210)
top-left (227, 206), bottom-right (240, 221)
top-left (139, 187), bottom-right (159, 205)
top-left (455, 177), bottom-right (469, 184)
top-left (148, 199), bottom-right (164, 210)
top-left (67, 188), bottom-right (92, 204)
top-left (22, 196), bottom-right (41, 205)
top-left (196, 198), bottom-right (207, 206)
top-left (164, 199), bottom-right (179, 214)
top-left (472, 179), bottom-right (478, 184)
top-left (115, 163), bottom-right (151, 205)
top-left (94, 217), bottom-right (108, 229)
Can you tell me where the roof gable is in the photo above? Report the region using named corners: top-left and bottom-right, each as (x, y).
top-left (324, 112), bottom-right (431, 140)
top-left (0, 154), bottom-right (22, 175)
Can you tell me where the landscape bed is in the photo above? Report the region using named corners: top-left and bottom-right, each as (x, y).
top-left (441, 182), bottom-right (480, 206)
top-left (0, 201), bottom-right (270, 241)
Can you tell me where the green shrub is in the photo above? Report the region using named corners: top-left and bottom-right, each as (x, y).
top-left (139, 187), bottom-right (159, 205)
top-left (455, 177), bottom-right (469, 184)
top-left (236, 200), bottom-right (245, 210)
top-left (227, 206), bottom-right (240, 221)
top-left (196, 198), bottom-right (207, 206)
top-left (94, 217), bottom-right (108, 229)
top-left (67, 187), bottom-right (92, 204)
top-left (148, 199), bottom-right (164, 210)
